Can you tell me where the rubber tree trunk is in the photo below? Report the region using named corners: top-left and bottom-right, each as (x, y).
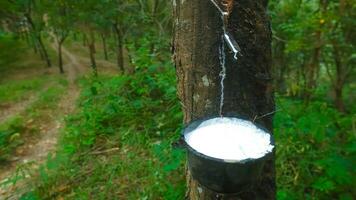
top-left (173, 0), bottom-right (275, 199)
top-left (37, 34), bottom-right (52, 68)
top-left (332, 42), bottom-right (346, 113)
top-left (334, 86), bottom-right (345, 112)
top-left (88, 30), bottom-right (97, 76)
top-left (273, 41), bottom-right (287, 93)
top-left (303, 41), bottom-right (321, 103)
top-left (58, 41), bottom-right (64, 74)
top-left (113, 25), bottom-right (125, 73)
top-left (25, 14), bottom-right (51, 68)
top-left (101, 33), bottom-right (109, 60)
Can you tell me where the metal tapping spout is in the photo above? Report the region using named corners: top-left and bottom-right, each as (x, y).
top-left (224, 32), bottom-right (242, 60)
top-left (209, 0), bottom-right (242, 60)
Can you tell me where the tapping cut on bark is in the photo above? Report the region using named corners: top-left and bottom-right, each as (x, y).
top-left (222, 0), bottom-right (234, 15)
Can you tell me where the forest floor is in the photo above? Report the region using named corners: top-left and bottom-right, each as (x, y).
top-left (0, 41), bottom-right (118, 198)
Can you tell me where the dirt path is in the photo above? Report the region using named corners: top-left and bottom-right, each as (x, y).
top-left (75, 53), bottom-right (120, 74)
top-left (64, 42), bottom-right (121, 74)
top-left (0, 43), bottom-right (87, 199)
top-left (0, 94), bottom-right (39, 123)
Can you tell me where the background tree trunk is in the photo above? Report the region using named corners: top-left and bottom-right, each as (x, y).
top-left (173, 0), bottom-right (275, 199)
top-left (331, 42), bottom-right (346, 113)
top-left (88, 30), bottom-right (97, 76)
top-left (273, 41), bottom-right (287, 93)
top-left (58, 40), bottom-right (64, 74)
top-left (101, 33), bottom-right (109, 60)
top-left (36, 34), bottom-right (52, 68)
top-left (303, 36), bottom-right (321, 103)
top-left (113, 25), bottom-right (125, 73)
top-left (25, 14), bottom-right (51, 68)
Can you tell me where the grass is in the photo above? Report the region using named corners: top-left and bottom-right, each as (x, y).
top-left (0, 42), bottom-right (53, 84)
top-left (0, 77), bottom-right (68, 162)
top-left (0, 76), bottom-right (50, 104)
top-left (275, 97), bottom-right (355, 200)
top-left (21, 70), bottom-right (185, 199)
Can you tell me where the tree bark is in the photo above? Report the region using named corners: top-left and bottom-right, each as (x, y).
top-left (38, 38), bottom-right (51, 68)
top-left (36, 34), bottom-right (51, 67)
top-left (34, 35), bottom-right (45, 60)
top-left (332, 42), bottom-right (346, 112)
top-left (173, 0), bottom-right (275, 199)
top-left (303, 31), bottom-right (321, 103)
top-left (58, 40), bottom-right (64, 74)
top-left (273, 41), bottom-right (287, 93)
top-left (88, 30), bottom-right (97, 76)
top-left (25, 14), bottom-right (52, 67)
top-left (101, 33), bottom-right (109, 60)
top-left (113, 25), bottom-right (125, 73)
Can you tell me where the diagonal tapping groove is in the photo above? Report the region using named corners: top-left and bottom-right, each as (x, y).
top-left (209, 0), bottom-right (229, 16)
top-left (221, 0), bottom-right (234, 15)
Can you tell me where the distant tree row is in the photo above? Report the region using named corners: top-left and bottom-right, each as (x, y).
top-left (0, 0), bottom-right (171, 76)
top-left (0, 0), bottom-right (353, 112)
top-left (270, 0), bottom-right (355, 112)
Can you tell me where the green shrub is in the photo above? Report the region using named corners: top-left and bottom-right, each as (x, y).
top-left (275, 98), bottom-right (356, 199)
top-left (0, 116), bottom-right (25, 161)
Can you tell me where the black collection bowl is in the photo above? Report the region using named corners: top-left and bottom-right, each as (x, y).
top-left (182, 116), bottom-right (274, 193)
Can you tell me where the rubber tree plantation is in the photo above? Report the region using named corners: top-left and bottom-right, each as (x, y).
top-left (0, 0), bottom-right (354, 199)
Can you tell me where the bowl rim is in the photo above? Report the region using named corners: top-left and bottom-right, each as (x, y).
top-left (182, 115), bottom-right (275, 163)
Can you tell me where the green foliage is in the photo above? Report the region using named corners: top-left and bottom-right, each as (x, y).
top-left (270, 0), bottom-right (355, 111)
top-left (0, 34), bottom-right (26, 70)
top-left (275, 98), bottom-right (356, 199)
top-left (0, 76), bottom-right (48, 103)
top-left (0, 116), bottom-right (25, 161)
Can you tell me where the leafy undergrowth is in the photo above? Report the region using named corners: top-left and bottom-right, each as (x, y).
top-left (0, 34), bottom-right (26, 76)
top-left (22, 67), bottom-right (186, 199)
top-left (0, 77), bottom-right (68, 161)
top-left (0, 76), bottom-right (51, 104)
top-left (275, 98), bottom-right (356, 200)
